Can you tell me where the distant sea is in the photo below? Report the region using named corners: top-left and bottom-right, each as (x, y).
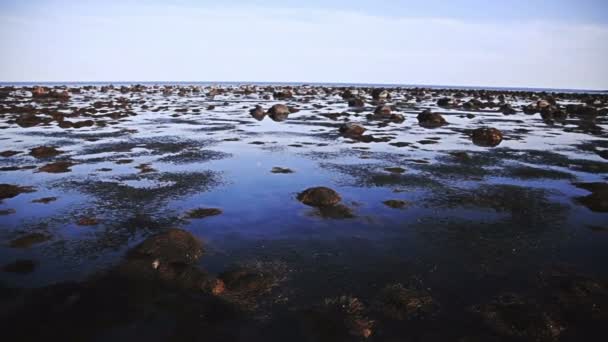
top-left (1, 81), bottom-right (606, 94)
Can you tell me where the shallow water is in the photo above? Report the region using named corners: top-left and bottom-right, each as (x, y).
top-left (1, 84), bottom-right (607, 341)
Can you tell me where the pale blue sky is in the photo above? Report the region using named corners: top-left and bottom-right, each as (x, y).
top-left (1, 0), bottom-right (607, 89)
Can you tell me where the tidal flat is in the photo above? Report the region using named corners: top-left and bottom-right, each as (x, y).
top-left (0, 84), bottom-right (607, 341)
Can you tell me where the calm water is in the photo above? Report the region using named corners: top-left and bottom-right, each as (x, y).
top-left (1, 84), bottom-right (607, 341)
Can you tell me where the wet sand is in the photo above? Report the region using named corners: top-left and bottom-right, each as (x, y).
top-left (1, 84), bottom-right (607, 341)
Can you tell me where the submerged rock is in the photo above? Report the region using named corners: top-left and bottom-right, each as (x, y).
top-left (185, 207), bottom-right (223, 219)
top-left (9, 232), bottom-right (51, 248)
top-left (472, 127), bottom-right (503, 147)
top-left (472, 293), bottom-right (563, 341)
top-left (306, 296), bottom-right (374, 339)
top-left (271, 167), bottom-right (294, 174)
top-left (129, 228), bottom-right (204, 265)
top-left (373, 283), bottom-right (439, 320)
top-left (383, 200), bottom-right (410, 209)
top-left (30, 146), bottom-right (63, 158)
top-left (0, 184), bottom-right (35, 201)
top-left (38, 161), bottom-right (74, 173)
top-left (297, 187), bottom-right (342, 207)
top-left (2, 259), bottom-right (37, 274)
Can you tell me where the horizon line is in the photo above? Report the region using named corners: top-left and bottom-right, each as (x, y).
top-left (1, 80), bottom-right (606, 93)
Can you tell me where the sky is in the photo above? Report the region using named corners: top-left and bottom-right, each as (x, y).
top-left (0, 0), bottom-right (607, 89)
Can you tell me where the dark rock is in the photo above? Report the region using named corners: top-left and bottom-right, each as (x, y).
top-left (374, 105), bottom-right (392, 117)
top-left (271, 167), bottom-right (294, 174)
top-left (0, 184), bottom-right (35, 201)
top-left (129, 228), bottom-right (204, 265)
top-left (185, 208), bottom-right (223, 219)
top-left (0, 150), bottom-right (20, 157)
top-left (268, 104), bottom-right (290, 122)
top-left (339, 123), bottom-right (366, 136)
top-left (371, 88), bottom-right (389, 101)
top-left (306, 296), bottom-right (374, 339)
top-left (30, 146), bottom-right (63, 158)
top-left (472, 293), bottom-right (563, 341)
top-left (297, 187), bottom-right (342, 207)
top-left (348, 97), bottom-right (365, 107)
top-left (472, 127), bottom-right (503, 147)
top-left (383, 200), bottom-right (410, 209)
top-left (373, 283), bottom-right (439, 320)
top-left (9, 233), bottom-right (51, 248)
top-left (417, 109), bottom-right (447, 128)
top-left (32, 197), bottom-right (58, 204)
top-left (249, 105), bottom-right (266, 120)
top-left (76, 217), bottom-right (99, 226)
top-left (38, 161), bottom-right (74, 173)
top-left (574, 182), bottom-right (608, 212)
top-left (2, 259), bottom-right (37, 274)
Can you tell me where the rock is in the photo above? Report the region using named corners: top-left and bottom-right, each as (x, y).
top-left (566, 104), bottom-right (598, 117)
top-left (0, 184), bottom-right (35, 202)
top-left (77, 217), bottom-right (98, 226)
top-left (574, 183), bottom-right (608, 212)
top-left (389, 114), bottom-right (405, 123)
top-left (249, 105), bottom-right (266, 120)
top-left (372, 88), bottom-right (389, 101)
top-left (472, 293), bottom-right (563, 341)
top-left (500, 103), bottom-right (517, 115)
top-left (373, 105), bottom-right (392, 117)
top-left (219, 267), bottom-right (275, 294)
top-left (540, 107), bottom-right (568, 122)
top-left (185, 208), bottom-right (223, 219)
top-left (472, 127), bottom-right (503, 147)
top-left (308, 296), bottom-right (374, 339)
top-left (348, 97), bottom-right (365, 107)
top-left (30, 146), bottom-right (63, 158)
top-left (437, 97), bottom-right (453, 107)
top-left (297, 187), bottom-right (342, 207)
top-left (16, 113), bottom-right (45, 127)
top-left (273, 90), bottom-right (293, 100)
top-left (2, 259), bottom-right (37, 274)
top-left (339, 123), bottom-right (366, 136)
top-left (32, 197), bottom-right (58, 204)
top-left (0, 150), bottom-right (20, 157)
top-left (271, 167), bottom-right (294, 174)
top-left (9, 233), bottom-right (51, 248)
top-left (135, 163), bottom-right (156, 173)
top-left (129, 228), bottom-right (204, 265)
top-left (38, 161), bottom-right (74, 173)
top-left (383, 200), bottom-right (410, 209)
top-left (417, 109), bottom-right (447, 128)
top-left (268, 104), bottom-right (290, 122)
top-left (373, 283), bottom-right (439, 320)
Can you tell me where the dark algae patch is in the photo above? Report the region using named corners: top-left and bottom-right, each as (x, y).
top-left (1, 84), bottom-right (608, 341)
